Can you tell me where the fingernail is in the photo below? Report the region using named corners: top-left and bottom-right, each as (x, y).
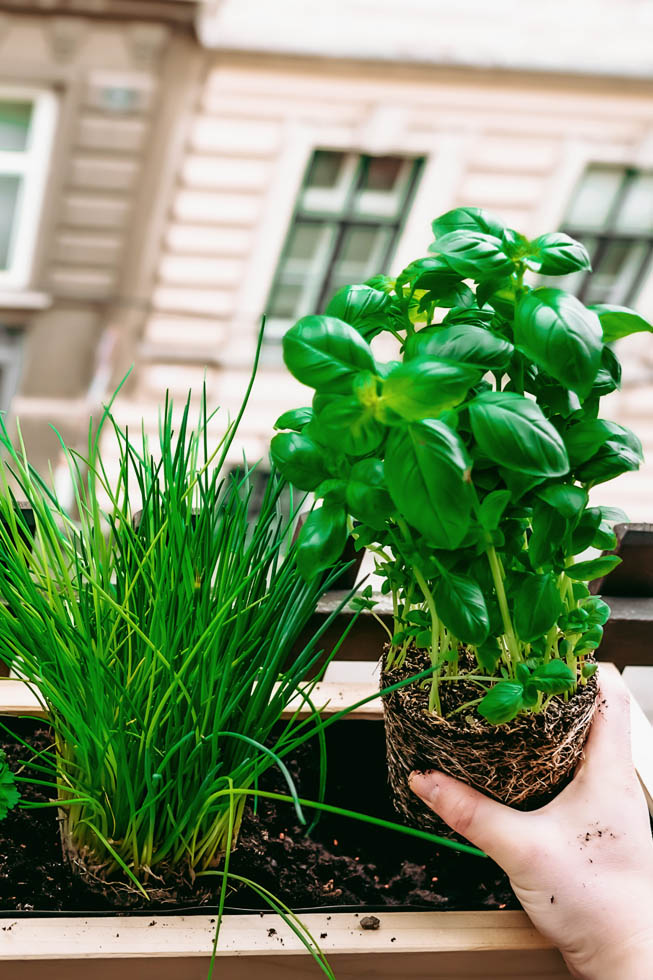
top-left (409, 770), bottom-right (439, 803)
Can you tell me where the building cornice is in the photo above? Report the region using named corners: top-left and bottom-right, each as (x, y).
top-left (0, 0), bottom-right (199, 30)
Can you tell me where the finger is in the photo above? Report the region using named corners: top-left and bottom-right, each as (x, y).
top-left (581, 664), bottom-right (633, 775)
top-left (409, 769), bottom-right (527, 868)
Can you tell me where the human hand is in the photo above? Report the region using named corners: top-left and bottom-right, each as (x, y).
top-left (409, 666), bottom-right (653, 979)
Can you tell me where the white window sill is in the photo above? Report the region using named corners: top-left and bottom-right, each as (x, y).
top-left (0, 290), bottom-right (52, 312)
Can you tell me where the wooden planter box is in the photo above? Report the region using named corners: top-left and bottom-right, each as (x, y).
top-left (1, 663), bottom-right (652, 979)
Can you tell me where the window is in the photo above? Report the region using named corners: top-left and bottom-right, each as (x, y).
top-left (552, 165), bottom-right (653, 306)
top-left (0, 88), bottom-right (57, 289)
top-left (0, 326), bottom-right (22, 414)
top-left (265, 150), bottom-right (423, 344)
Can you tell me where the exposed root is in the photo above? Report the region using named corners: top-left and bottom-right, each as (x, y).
top-left (382, 649), bottom-right (597, 834)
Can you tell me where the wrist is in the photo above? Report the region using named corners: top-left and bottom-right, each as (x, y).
top-left (569, 931), bottom-right (653, 980)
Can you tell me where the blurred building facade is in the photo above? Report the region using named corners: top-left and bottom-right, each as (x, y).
top-left (0, 0), bottom-right (652, 515)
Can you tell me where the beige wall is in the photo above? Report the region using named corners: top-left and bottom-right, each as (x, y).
top-left (0, 7), bottom-right (651, 521)
top-left (0, 9), bottom-right (202, 475)
top-left (119, 55), bottom-right (653, 518)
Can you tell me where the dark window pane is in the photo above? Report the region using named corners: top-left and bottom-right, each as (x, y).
top-left (268, 281), bottom-right (303, 319)
top-left (285, 222), bottom-right (324, 261)
top-left (614, 173), bottom-right (653, 234)
top-left (0, 101), bottom-right (32, 152)
top-left (306, 150), bottom-right (345, 189)
top-left (320, 225), bottom-right (393, 307)
top-left (267, 153), bottom-right (422, 335)
top-left (362, 156), bottom-right (404, 192)
top-left (0, 174), bottom-right (20, 270)
top-left (584, 240), bottom-right (648, 305)
top-left (565, 167), bottom-right (624, 231)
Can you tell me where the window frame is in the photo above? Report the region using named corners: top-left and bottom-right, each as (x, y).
top-left (264, 150), bottom-right (424, 344)
top-left (0, 85), bottom-right (58, 290)
top-left (561, 165), bottom-right (653, 307)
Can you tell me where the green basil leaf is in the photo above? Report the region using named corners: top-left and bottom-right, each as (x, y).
top-left (315, 393), bottom-right (385, 456)
top-left (527, 660), bottom-right (576, 695)
top-left (500, 467), bottom-right (547, 501)
top-left (443, 307), bottom-right (495, 328)
top-left (405, 323), bottom-right (514, 370)
top-left (477, 277), bottom-right (518, 317)
top-left (314, 478), bottom-right (347, 508)
top-left (468, 391), bottom-right (569, 477)
top-left (527, 233), bottom-right (591, 275)
top-left (570, 508), bottom-right (602, 554)
top-left (419, 282), bottom-right (475, 310)
top-left (513, 572), bottom-right (562, 643)
top-left (382, 357), bottom-right (479, 422)
top-left (478, 489), bottom-right (512, 531)
top-left (591, 520), bottom-right (617, 551)
top-left (365, 273), bottom-right (395, 295)
top-left (270, 431), bottom-right (328, 490)
top-left (596, 505), bottom-right (629, 524)
top-left (397, 256), bottom-right (459, 296)
top-left (0, 750), bottom-right (20, 820)
top-left (582, 662), bottom-right (598, 679)
top-left (529, 500), bottom-right (568, 569)
top-left (478, 681), bottom-right (524, 725)
top-left (385, 421), bottom-right (473, 549)
top-left (575, 624), bottom-right (603, 655)
top-left (431, 206), bottom-right (507, 241)
top-left (514, 288), bottom-right (603, 397)
top-left (502, 228), bottom-right (531, 261)
top-left (536, 484), bottom-right (588, 520)
top-left (435, 231), bottom-right (515, 281)
top-left (433, 571), bottom-right (490, 645)
top-left (296, 503), bottom-right (348, 581)
top-left (345, 459), bottom-right (394, 530)
top-left (576, 437), bottom-right (643, 486)
top-left (274, 407), bottom-right (313, 432)
top-left (325, 284), bottom-right (395, 342)
top-left (566, 555), bottom-right (622, 581)
top-left (476, 638), bottom-right (502, 673)
top-left (283, 315), bottom-right (376, 393)
top-left (564, 419), bottom-right (635, 467)
top-left (528, 375), bottom-right (581, 418)
top-left (582, 596), bottom-right (611, 627)
top-left (590, 345), bottom-right (621, 396)
top-left (589, 304), bottom-right (653, 343)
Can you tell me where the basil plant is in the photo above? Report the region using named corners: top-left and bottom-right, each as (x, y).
top-left (271, 208), bottom-right (649, 724)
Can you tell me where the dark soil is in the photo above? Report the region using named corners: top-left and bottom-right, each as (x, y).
top-left (0, 717), bottom-right (517, 916)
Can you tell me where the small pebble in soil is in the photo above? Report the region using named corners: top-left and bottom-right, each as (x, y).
top-left (360, 915), bottom-right (381, 931)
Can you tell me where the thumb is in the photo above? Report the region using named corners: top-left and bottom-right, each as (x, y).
top-left (409, 769), bottom-right (527, 869)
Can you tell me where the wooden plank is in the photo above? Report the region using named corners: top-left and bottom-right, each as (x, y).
top-left (598, 597), bottom-right (653, 668)
top-left (0, 679), bottom-right (45, 717)
top-left (0, 910), bottom-right (569, 979)
top-left (298, 593), bottom-right (653, 672)
top-left (0, 676), bottom-right (382, 722)
top-left (590, 523), bottom-right (653, 597)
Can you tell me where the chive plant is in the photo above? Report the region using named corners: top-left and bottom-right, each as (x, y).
top-left (271, 207), bottom-right (649, 725)
top-left (0, 384), bottom-right (351, 891)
